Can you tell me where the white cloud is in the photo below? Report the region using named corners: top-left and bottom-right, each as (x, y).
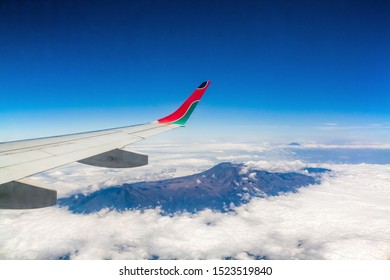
top-left (242, 160), bottom-right (308, 173)
top-left (0, 160), bottom-right (390, 259)
top-left (1, 143), bottom-right (390, 260)
top-left (296, 143), bottom-right (390, 149)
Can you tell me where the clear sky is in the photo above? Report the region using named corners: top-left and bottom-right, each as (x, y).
top-left (1, 0), bottom-right (389, 143)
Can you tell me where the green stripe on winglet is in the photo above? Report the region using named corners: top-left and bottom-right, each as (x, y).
top-left (171, 101), bottom-right (199, 125)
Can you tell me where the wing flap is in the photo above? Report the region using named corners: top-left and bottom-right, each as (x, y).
top-left (0, 180), bottom-right (57, 209)
top-left (78, 149), bottom-right (148, 168)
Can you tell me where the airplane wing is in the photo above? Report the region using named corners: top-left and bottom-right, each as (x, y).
top-left (0, 81), bottom-right (211, 209)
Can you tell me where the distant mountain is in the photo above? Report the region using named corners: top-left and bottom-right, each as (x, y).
top-left (58, 162), bottom-right (330, 214)
top-left (288, 142), bottom-right (302, 146)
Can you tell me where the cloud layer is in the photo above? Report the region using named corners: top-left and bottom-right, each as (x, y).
top-left (1, 143), bottom-right (389, 260)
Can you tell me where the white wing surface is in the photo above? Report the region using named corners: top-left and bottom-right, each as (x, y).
top-left (0, 81), bottom-right (211, 209)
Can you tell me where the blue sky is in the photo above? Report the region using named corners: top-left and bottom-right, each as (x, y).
top-left (1, 0), bottom-right (389, 143)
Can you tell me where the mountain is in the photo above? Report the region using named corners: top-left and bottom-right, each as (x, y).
top-left (58, 162), bottom-right (330, 214)
top-left (288, 142), bottom-right (302, 146)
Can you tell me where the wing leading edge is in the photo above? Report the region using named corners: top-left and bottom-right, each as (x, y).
top-left (0, 81), bottom-right (211, 209)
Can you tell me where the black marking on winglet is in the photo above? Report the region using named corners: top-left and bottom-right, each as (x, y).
top-left (198, 81), bottom-right (208, 89)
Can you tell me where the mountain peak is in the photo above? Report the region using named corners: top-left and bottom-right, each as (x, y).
top-left (59, 162), bottom-right (328, 214)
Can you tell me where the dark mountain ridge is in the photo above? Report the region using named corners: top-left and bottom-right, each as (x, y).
top-left (59, 162), bottom-right (330, 214)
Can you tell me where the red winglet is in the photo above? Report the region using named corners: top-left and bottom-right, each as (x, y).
top-left (157, 81), bottom-right (210, 125)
